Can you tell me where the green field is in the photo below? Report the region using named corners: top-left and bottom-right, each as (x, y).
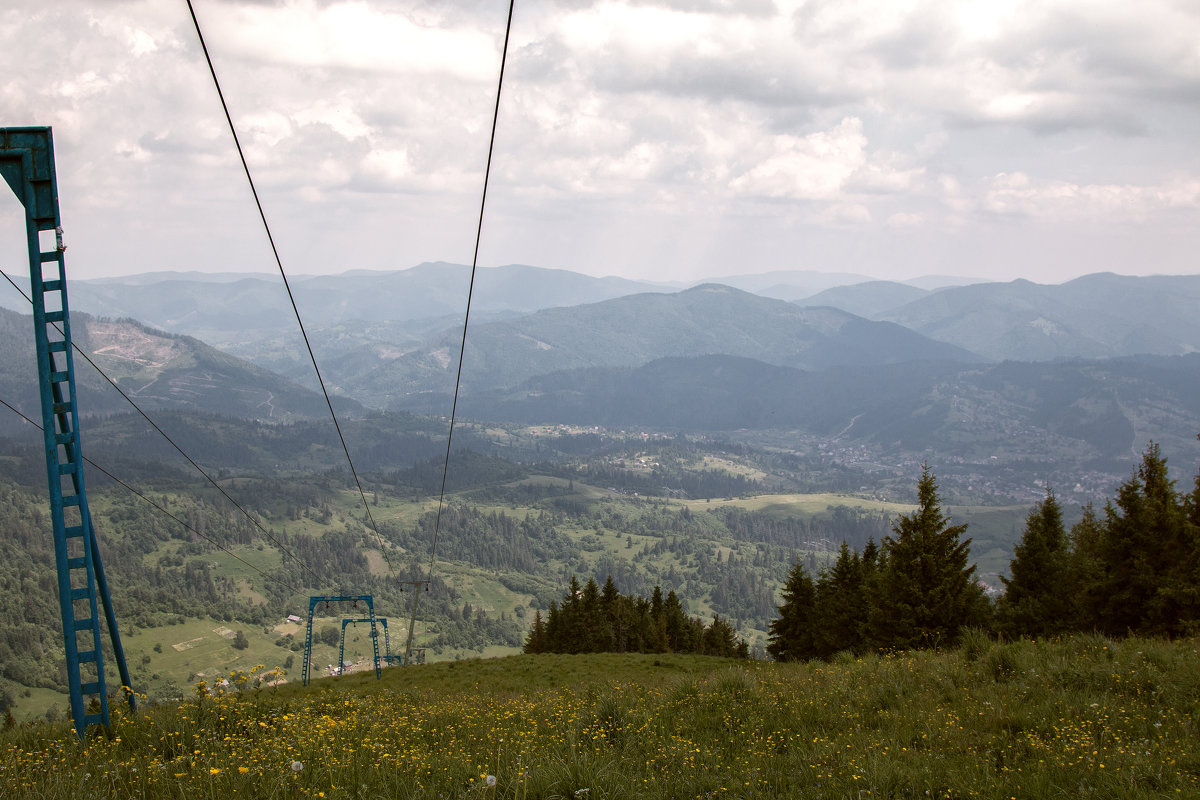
top-left (3, 635), bottom-right (1197, 799)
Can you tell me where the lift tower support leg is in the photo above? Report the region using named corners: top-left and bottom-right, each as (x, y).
top-left (0, 127), bottom-right (134, 737)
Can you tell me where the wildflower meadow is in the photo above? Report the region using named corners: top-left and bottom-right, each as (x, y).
top-left (2, 634), bottom-right (1198, 799)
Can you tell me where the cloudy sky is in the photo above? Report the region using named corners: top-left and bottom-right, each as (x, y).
top-left (2, 0), bottom-right (1199, 285)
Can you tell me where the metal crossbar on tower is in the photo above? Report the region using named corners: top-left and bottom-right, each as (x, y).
top-left (0, 126), bottom-right (134, 737)
top-left (301, 595), bottom-right (380, 686)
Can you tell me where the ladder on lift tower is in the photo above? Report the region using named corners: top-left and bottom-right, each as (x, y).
top-left (0, 127), bottom-right (134, 737)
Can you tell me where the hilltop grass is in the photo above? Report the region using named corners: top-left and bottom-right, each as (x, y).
top-left (3, 634), bottom-right (1199, 799)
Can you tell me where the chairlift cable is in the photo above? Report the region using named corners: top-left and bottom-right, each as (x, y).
top-left (185, 0), bottom-right (395, 578)
top-left (0, 267), bottom-right (323, 589)
top-left (0, 393), bottom-right (306, 597)
top-left (406, 0), bottom-right (518, 662)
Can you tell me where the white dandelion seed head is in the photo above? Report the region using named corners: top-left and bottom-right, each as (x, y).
top-left (291, 761), bottom-right (304, 772)
top-left (486, 775), bottom-right (497, 787)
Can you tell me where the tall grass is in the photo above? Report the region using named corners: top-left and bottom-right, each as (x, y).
top-left (2, 637), bottom-right (1198, 798)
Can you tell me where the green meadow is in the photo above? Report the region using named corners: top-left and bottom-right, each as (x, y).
top-left (2, 634), bottom-right (1197, 799)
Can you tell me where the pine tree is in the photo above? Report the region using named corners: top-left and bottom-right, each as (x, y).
top-left (523, 609), bottom-right (547, 654)
top-left (1097, 443), bottom-right (1196, 636)
top-left (997, 489), bottom-right (1070, 638)
top-left (701, 615), bottom-right (740, 657)
top-left (580, 578), bottom-right (610, 652)
top-left (812, 542), bottom-right (868, 658)
top-left (649, 586), bottom-right (669, 653)
top-left (1065, 503), bottom-right (1105, 631)
top-left (870, 465), bottom-right (986, 651)
top-left (766, 561), bottom-right (817, 662)
top-left (600, 576), bottom-right (627, 652)
top-left (663, 590), bottom-right (691, 652)
top-left (544, 601), bottom-right (561, 651)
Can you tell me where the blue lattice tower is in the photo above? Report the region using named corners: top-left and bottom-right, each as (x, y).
top-left (0, 127), bottom-right (134, 736)
top-left (302, 595), bottom-right (381, 685)
top-left (337, 617), bottom-right (388, 674)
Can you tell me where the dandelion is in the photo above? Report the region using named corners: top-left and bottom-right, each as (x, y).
top-left (292, 761), bottom-right (304, 772)
top-left (486, 775), bottom-right (497, 787)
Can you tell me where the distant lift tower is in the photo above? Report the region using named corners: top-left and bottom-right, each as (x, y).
top-left (0, 127), bottom-right (134, 736)
top-left (302, 595), bottom-right (381, 686)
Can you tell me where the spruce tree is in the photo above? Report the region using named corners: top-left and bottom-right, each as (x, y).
top-left (1066, 503), bottom-right (1105, 631)
top-left (701, 615), bottom-right (740, 657)
top-left (767, 561), bottom-right (817, 662)
top-left (870, 465), bottom-right (985, 650)
top-left (649, 586), bottom-right (669, 653)
top-left (813, 542), bottom-right (867, 658)
top-left (1097, 443), bottom-right (1195, 636)
top-left (998, 489), bottom-right (1070, 638)
top-left (663, 590), bottom-right (691, 652)
top-left (524, 609), bottom-right (546, 654)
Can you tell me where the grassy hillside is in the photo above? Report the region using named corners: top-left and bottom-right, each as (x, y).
top-left (3, 636), bottom-right (1198, 798)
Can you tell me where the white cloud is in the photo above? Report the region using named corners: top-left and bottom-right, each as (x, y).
top-left (983, 172), bottom-right (1200, 220)
top-left (729, 118), bottom-right (868, 200)
top-left (126, 27), bottom-right (158, 57)
top-left (2, 0), bottom-right (1199, 283)
top-left (206, 0), bottom-right (499, 81)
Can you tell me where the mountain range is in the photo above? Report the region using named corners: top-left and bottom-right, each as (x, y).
top-left (7, 263), bottom-right (1195, 366)
top-left (3, 265), bottom-right (1200, 483)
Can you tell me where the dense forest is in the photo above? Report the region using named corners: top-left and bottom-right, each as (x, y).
top-left (523, 576), bottom-right (746, 658)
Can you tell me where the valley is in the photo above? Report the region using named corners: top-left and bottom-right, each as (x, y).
top-left (2, 265), bottom-right (1200, 720)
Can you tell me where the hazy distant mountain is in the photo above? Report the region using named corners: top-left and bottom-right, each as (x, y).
top-left (348, 284), bottom-right (980, 407)
top-left (42, 263), bottom-right (667, 346)
top-left (0, 307), bottom-right (345, 431)
top-left (879, 273), bottom-right (1200, 361)
top-left (701, 270), bottom-right (984, 302)
top-left (450, 353), bottom-right (1200, 464)
top-left (899, 275), bottom-right (988, 291)
top-left (797, 281), bottom-right (931, 317)
top-left (700, 269), bottom-right (874, 300)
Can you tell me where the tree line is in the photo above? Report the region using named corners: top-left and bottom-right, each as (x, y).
top-left (524, 576), bottom-right (747, 658)
top-left (767, 443), bottom-right (1200, 662)
top-left (997, 442), bottom-right (1200, 639)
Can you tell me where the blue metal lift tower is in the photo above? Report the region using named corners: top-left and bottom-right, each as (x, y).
top-left (302, 595), bottom-right (381, 685)
top-left (0, 127), bottom-right (134, 737)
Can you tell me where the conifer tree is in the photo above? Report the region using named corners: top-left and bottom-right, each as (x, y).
top-left (997, 489), bottom-right (1070, 638)
top-left (649, 586), bottom-right (669, 653)
top-left (600, 577), bottom-right (627, 652)
top-left (766, 561), bottom-right (817, 662)
top-left (1097, 443), bottom-right (1196, 636)
top-left (869, 465), bottom-right (985, 650)
top-left (544, 601), bottom-right (561, 651)
top-left (663, 590), bottom-right (692, 652)
top-left (523, 609), bottom-right (546, 654)
top-left (701, 615), bottom-right (740, 657)
top-left (813, 542), bottom-right (868, 658)
top-left (1065, 503), bottom-right (1105, 631)
top-left (580, 578), bottom-right (609, 653)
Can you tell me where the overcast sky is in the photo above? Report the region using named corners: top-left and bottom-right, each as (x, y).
top-left (2, 0), bottom-right (1199, 286)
